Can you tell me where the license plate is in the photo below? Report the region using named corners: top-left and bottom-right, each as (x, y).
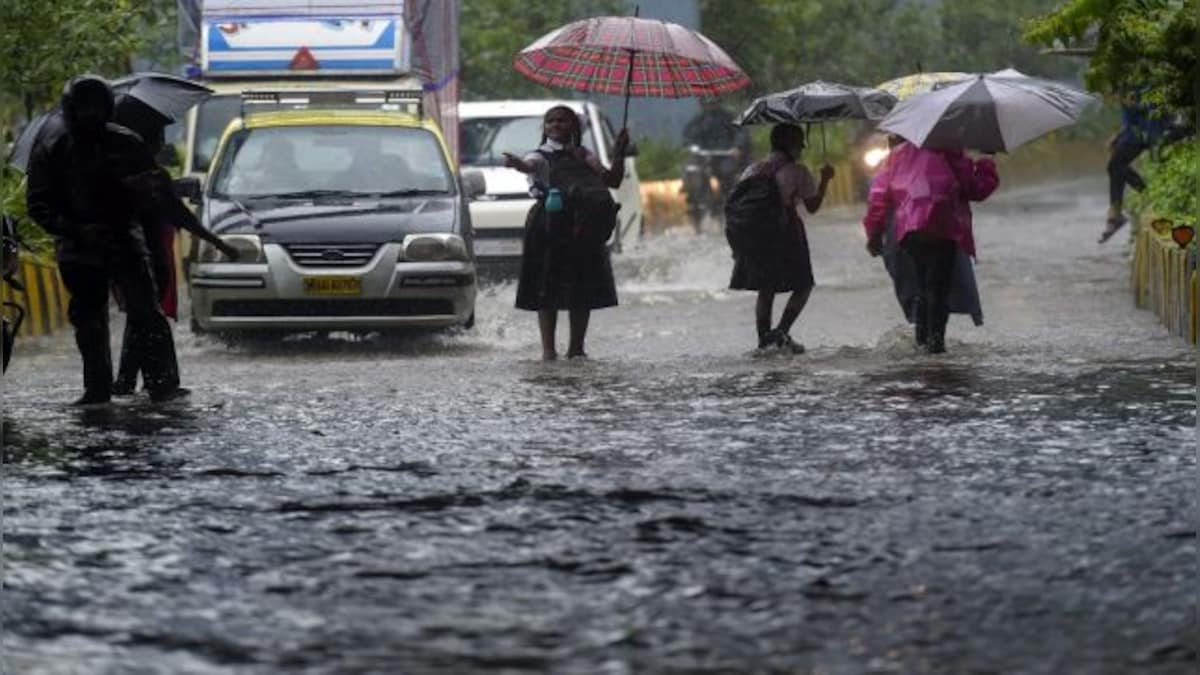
top-left (303, 276), bottom-right (362, 295)
top-left (474, 239), bottom-right (523, 257)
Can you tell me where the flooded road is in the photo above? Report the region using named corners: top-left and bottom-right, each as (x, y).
top-left (2, 177), bottom-right (1195, 673)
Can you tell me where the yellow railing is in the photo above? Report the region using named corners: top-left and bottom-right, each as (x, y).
top-left (1, 254), bottom-right (70, 338)
top-left (1131, 219), bottom-right (1198, 344)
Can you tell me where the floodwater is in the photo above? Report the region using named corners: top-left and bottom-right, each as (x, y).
top-left (2, 177), bottom-right (1195, 674)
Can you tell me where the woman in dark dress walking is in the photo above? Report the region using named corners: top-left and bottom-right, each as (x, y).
top-left (503, 106), bottom-right (630, 360)
top-left (730, 124), bottom-right (833, 353)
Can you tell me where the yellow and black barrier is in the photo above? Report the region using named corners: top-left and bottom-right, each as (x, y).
top-left (1131, 219), bottom-right (1198, 344)
top-left (0, 254), bottom-right (70, 338)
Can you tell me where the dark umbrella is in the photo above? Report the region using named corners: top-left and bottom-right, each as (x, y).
top-left (735, 80), bottom-right (897, 126)
top-left (735, 80), bottom-right (898, 158)
top-left (5, 111), bottom-right (63, 173)
top-left (7, 72), bottom-right (212, 172)
top-left (110, 72), bottom-right (213, 123)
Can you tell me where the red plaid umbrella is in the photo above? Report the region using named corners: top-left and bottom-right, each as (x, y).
top-left (514, 13), bottom-right (750, 127)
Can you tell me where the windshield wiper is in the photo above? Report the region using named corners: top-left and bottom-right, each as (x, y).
top-left (250, 189), bottom-right (366, 200)
top-left (372, 188), bottom-right (450, 197)
top-left (210, 197), bottom-right (259, 230)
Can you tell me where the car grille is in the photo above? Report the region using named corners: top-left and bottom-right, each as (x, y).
top-left (284, 243), bottom-right (380, 267)
top-left (212, 299), bottom-right (455, 317)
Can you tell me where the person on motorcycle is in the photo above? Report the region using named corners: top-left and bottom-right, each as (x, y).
top-left (682, 99), bottom-right (752, 232)
top-left (26, 75), bottom-right (188, 405)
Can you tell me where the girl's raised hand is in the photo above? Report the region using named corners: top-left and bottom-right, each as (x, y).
top-left (502, 152), bottom-right (526, 172)
top-left (614, 128), bottom-right (630, 155)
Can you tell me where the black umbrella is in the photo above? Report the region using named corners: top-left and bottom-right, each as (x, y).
top-left (5, 111), bottom-right (63, 173)
top-left (7, 72), bottom-right (212, 172)
top-left (110, 72), bottom-right (213, 123)
top-left (735, 80), bottom-right (897, 126)
top-left (735, 80), bottom-right (897, 157)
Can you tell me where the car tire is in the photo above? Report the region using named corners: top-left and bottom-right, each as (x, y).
top-left (463, 311), bottom-right (476, 330)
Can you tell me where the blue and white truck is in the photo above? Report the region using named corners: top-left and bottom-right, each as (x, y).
top-left (182, 2), bottom-right (426, 179)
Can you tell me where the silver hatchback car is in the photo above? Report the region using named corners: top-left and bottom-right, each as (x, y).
top-left (185, 96), bottom-right (480, 337)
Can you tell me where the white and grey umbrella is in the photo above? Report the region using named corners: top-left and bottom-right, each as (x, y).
top-left (877, 70), bottom-right (1095, 153)
top-left (734, 80), bottom-right (897, 126)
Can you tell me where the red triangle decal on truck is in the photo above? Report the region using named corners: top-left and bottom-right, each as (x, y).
top-left (290, 47), bottom-right (320, 71)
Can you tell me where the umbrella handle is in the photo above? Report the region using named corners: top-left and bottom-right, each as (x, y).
top-left (622, 49), bottom-right (635, 130)
top-left (621, 6), bottom-right (640, 130)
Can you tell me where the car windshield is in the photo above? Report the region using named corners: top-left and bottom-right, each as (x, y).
top-left (459, 114), bottom-right (598, 167)
top-left (209, 125), bottom-right (454, 199)
top-left (191, 95), bottom-right (240, 173)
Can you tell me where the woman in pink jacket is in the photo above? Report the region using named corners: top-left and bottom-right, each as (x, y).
top-left (862, 140), bottom-right (999, 353)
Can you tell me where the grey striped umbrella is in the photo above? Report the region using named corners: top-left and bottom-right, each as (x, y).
top-left (878, 70), bottom-right (1095, 153)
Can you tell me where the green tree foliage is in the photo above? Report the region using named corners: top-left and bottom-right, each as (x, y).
top-left (1023, 0), bottom-right (1198, 117)
top-left (460, 0), bottom-right (627, 100)
top-left (697, 0), bottom-right (1081, 102)
top-left (0, 0), bottom-right (169, 125)
top-left (0, 0), bottom-right (173, 254)
top-left (1026, 1), bottom-right (1197, 224)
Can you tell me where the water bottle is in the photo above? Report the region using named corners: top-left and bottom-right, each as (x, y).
top-left (545, 188), bottom-right (564, 213)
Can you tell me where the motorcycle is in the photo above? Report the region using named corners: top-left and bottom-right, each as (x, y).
top-left (2, 214), bottom-right (26, 373)
top-left (681, 145), bottom-right (740, 234)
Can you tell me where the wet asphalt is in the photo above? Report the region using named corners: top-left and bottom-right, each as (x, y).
top-left (1, 176), bottom-right (1196, 674)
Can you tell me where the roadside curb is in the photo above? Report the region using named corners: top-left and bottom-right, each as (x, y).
top-left (1131, 219), bottom-right (1198, 344)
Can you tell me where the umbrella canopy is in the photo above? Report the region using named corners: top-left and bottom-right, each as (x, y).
top-left (7, 72), bottom-right (211, 172)
top-left (877, 72), bottom-right (970, 101)
top-left (6, 111), bottom-right (63, 173)
top-left (514, 14), bottom-right (749, 127)
top-left (111, 72), bottom-right (213, 122)
top-left (734, 80), bottom-right (897, 126)
top-left (877, 71), bottom-right (1096, 153)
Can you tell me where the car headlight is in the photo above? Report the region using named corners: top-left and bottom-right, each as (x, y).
top-left (401, 234), bottom-right (469, 262)
top-left (863, 147), bottom-right (890, 170)
top-left (197, 234), bottom-right (265, 263)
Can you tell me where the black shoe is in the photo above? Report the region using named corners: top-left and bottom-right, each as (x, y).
top-left (914, 321), bottom-right (929, 346)
top-left (775, 331), bottom-right (806, 354)
top-left (1098, 214), bottom-right (1128, 243)
top-left (926, 333), bottom-right (946, 354)
top-left (111, 377), bottom-right (137, 397)
top-left (149, 386), bottom-right (190, 403)
top-left (72, 391), bottom-right (111, 406)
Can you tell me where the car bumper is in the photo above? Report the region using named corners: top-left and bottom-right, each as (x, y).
top-left (470, 199), bottom-right (531, 263)
top-left (190, 243), bottom-right (476, 332)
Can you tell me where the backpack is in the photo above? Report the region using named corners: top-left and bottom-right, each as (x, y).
top-left (724, 171), bottom-right (786, 259)
top-left (539, 150), bottom-right (620, 249)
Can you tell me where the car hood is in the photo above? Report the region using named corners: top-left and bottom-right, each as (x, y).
top-left (205, 196), bottom-right (460, 244)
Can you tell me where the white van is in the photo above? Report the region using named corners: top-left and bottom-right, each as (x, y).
top-left (458, 100), bottom-right (643, 265)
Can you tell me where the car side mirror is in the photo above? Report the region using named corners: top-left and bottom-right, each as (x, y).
top-left (461, 169), bottom-right (487, 200)
top-left (624, 141), bottom-right (639, 158)
top-left (174, 176), bottom-right (203, 205)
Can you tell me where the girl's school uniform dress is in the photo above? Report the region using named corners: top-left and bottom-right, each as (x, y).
top-left (515, 140), bottom-right (619, 312)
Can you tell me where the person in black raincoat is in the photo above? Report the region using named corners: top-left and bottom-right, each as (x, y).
top-left (503, 105), bottom-right (629, 360)
top-left (109, 94), bottom-right (237, 395)
top-left (26, 75), bottom-right (187, 405)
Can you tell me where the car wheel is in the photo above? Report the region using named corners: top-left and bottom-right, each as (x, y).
top-left (463, 311), bottom-right (476, 330)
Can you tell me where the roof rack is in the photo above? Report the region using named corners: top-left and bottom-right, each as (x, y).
top-left (239, 89), bottom-right (424, 118)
